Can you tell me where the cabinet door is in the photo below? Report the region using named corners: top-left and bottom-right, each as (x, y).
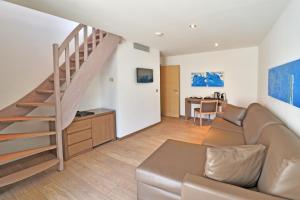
top-left (91, 113), bottom-right (115, 147)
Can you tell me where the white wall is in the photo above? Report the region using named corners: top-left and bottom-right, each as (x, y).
top-left (116, 42), bottom-right (161, 137)
top-left (99, 41), bottom-right (161, 138)
top-left (258, 0), bottom-right (300, 136)
top-left (163, 47), bottom-right (258, 116)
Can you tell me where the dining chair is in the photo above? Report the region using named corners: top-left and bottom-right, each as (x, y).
top-left (194, 100), bottom-right (218, 126)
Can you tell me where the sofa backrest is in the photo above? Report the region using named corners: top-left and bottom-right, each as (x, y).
top-left (242, 103), bottom-right (282, 144)
top-left (256, 124), bottom-right (300, 200)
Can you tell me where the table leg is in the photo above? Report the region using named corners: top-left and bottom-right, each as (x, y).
top-left (185, 99), bottom-right (191, 120)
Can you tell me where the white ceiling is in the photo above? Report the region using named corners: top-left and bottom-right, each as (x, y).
top-left (6, 0), bottom-right (289, 56)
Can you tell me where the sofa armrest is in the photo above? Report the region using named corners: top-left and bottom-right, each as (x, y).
top-left (182, 174), bottom-right (285, 200)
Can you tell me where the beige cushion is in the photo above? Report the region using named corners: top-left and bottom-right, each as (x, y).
top-left (221, 104), bottom-right (246, 126)
top-left (136, 140), bottom-right (206, 195)
top-left (205, 144), bottom-right (266, 187)
top-left (257, 125), bottom-right (300, 200)
top-left (203, 128), bottom-right (245, 147)
top-left (243, 103), bottom-right (282, 144)
top-left (211, 117), bottom-right (243, 134)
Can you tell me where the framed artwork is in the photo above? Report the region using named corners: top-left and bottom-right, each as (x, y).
top-left (191, 72), bottom-right (224, 87)
top-left (268, 59), bottom-right (300, 108)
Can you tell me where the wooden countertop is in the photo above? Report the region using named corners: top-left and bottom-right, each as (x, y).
top-left (73, 108), bottom-right (115, 121)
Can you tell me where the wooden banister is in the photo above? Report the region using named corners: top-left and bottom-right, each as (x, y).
top-left (58, 24), bottom-right (84, 56)
top-left (92, 28), bottom-right (96, 50)
top-left (65, 44), bottom-right (70, 87)
top-left (83, 25), bottom-right (88, 61)
top-left (75, 33), bottom-right (80, 72)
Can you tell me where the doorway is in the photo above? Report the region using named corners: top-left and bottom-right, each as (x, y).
top-left (160, 65), bottom-right (180, 118)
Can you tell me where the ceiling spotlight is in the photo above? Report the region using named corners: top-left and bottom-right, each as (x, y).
top-left (155, 32), bottom-right (164, 37)
top-left (214, 43), bottom-right (219, 47)
top-left (189, 24), bottom-right (197, 29)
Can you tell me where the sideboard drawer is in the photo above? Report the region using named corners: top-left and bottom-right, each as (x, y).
top-left (67, 119), bottom-right (91, 133)
top-left (68, 139), bottom-right (92, 157)
top-left (68, 129), bottom-right (92, 145)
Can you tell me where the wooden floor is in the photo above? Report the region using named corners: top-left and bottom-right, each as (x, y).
top-left (0, 117), bottom-right (210, 200)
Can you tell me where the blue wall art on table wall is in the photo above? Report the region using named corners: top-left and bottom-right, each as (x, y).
top-left (191, 72), bottom-right (224, 87)
top-left (268, 59), bottom-right (300, 108)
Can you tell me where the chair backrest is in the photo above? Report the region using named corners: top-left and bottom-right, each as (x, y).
top-left (200, 100), bottom-right (218, 114)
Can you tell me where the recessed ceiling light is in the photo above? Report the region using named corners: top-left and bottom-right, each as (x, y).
top-left (155, 32), bottom-right (164, 37)
top-left (189, 24), bottom-right (197, 29)
top-left (214, 43), bottom-right (219, 47)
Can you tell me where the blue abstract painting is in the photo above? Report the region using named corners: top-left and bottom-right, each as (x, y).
top-left (268, 59), bottom-right (300, 108)
top-left (191, 72), bottom-right (224, 87)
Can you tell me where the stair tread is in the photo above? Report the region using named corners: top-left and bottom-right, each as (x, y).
top-left (88, 40), bottom-right (100, 45)
top-left (0, 145), bottom-right (57, 166)
top-left (0, 131), bottom-right (56, 142)
top-left (16, 102), bottom-right (55, 107)
top-left (49, 77), bottom-right (66, 82)
top-left (0, 158), bottom-right (59, 187)
top-left (79, 49), bottom-right (92, 54)
top-left (70, 56), bottom-right (84, 61)
top-left (0, 116), bottom-right (55, 122)
top-left (61, 66), bottom-right (77, 70)
top-left (36, 89), bottom-right (63, 94)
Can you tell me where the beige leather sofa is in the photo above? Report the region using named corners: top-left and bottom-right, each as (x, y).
top-left (136, 103), bottom-right (300, 200)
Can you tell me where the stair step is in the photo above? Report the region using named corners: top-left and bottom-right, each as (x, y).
top-left (70, 58), bottom-right (85, 63)
top-left (36, 89), bottom-right (63, 95)
top-left (0, 158), bottom-right (59, 187)
top-left (0, 145), bottom-right (57, 165)
top-left (61, 66), bottom-right (77, 71)
top-left (0, 116), bottom-right (55, 123)
top-left (79, 49), bottom-right (92, 55)
top-left (0, 131), bottom-right (56, 142)
top-left (88, 40), bottom-right (100, 45)
top-left (49, 77), bottom-right (66, 82)
top-left (16, 102), bottom-right (55, 108)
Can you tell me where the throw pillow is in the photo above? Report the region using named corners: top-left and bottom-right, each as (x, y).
top-left (205, 144), bottom-right (266, 187)
top-left (221, 104), bottom-right (246, 126)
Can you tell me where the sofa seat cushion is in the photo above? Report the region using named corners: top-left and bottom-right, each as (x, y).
top-left (136, 140), bottom-right (206, 195)
top-left (203, 128), bottom-right (245, 147)
top-left (211, 117), bottom-right (243, 134)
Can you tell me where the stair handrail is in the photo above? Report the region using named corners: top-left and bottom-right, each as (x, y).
top-left (58, 24), bottom-right (85, 56)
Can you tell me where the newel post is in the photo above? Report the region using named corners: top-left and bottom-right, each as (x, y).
top-left (53, 43), bottom-right (64, 171)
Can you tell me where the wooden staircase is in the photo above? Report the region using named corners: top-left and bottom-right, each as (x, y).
top-left (0, 24), bottom-right (121, 188)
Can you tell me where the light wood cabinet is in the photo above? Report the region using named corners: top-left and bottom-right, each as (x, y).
top-left (62, 108), bottom-right (116, 160)
top-left (92, 114), bottom-right (115, 146)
